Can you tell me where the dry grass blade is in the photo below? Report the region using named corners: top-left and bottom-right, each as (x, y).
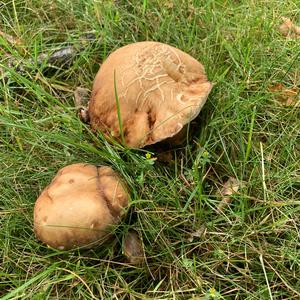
top-left (279, 17), bottom-right (300, 38)
top-left (217, 177), bottom-right (244, 213)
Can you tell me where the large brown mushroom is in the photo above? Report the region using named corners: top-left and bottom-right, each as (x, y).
top-left (88, 41), bottom-right (213, 148)
top-left (34, 163), bottom-right (128, 250)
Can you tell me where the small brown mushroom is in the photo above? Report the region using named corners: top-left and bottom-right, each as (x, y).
top-left (88, 41), bottom-right (212, 148)
top-left (33, 163), bottom-right (129, 250)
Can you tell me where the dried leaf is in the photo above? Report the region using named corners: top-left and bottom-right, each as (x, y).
top-left (123, 230), bottom-right (145, 265)
top-left (74, 87), bottom-right (90, 108)
top-left (165, 2), bottom-right (174, 9)
top-left (217, 177), bottom-right (243, 213)
top-left (279, 17), bottom-right (300, 38)
top-left (0, 30), bottom-right (23, 45)
top-left (36, 46), bottom-right (78, 67)
top-left (269, 83), bottom-right (300, 108)
top-left (74, 87), bottom-right (90, 123)
top-left (187, 224), bottom-right (207, 242)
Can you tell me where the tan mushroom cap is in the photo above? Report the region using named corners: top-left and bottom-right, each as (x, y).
top-left (88, 41), bottom-right (213, 148)
top-left (34, 163), bottom-right (128, 250)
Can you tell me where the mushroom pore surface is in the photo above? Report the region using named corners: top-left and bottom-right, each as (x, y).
top-left (33, 163), bottom-right (128, 250)
top-left (88, 41), bottom-right (213, 148)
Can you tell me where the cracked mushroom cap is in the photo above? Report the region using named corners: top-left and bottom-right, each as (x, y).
top-left (88, 41), bottom-right (213, 148)
top-left (34, 163), bottom-right (128, 250)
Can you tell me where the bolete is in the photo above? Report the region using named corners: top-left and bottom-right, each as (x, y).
top-left (34, 163), bottom-right (128, 250)
top-left (88, 41), bottom-right (213, 148)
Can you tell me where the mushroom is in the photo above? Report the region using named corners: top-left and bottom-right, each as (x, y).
top-left (33, 163), bottom-right (129, 250)
top-left (88, 41), bottom-right (213, 148)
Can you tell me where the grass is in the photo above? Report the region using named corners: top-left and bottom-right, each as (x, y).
top-left (0, 0), bottom-right (299, 299)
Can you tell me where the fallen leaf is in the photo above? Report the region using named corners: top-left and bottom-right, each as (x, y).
top-left (268, 83), bottom-right (300, 108)
top-left (279, 17), bottom-right (300, 38)
top-left (187, 224), bottom-right (207, 242)
top-left (47, 46), bottom-right (77, 65)
top-left (74, 87), bottom-right (91, 123)
top-left (123, 230), bottom-right (145, 265)
top-left (217, 177), bottom-right (244, 213)
top-left (0, 30), bottom-right (23, 45)
top-left (165, 2), bottom-right (174, 9)
top-left (74, 87), bottom-right (90, 108)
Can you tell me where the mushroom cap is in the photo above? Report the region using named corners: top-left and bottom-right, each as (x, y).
top-left (88, 41), bottom-right (213, 148)
top-left (34, 163), bottom-right (128, 250)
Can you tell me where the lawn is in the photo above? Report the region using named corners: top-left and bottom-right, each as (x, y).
top-left (0, 0), bottom-right (299, 299)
